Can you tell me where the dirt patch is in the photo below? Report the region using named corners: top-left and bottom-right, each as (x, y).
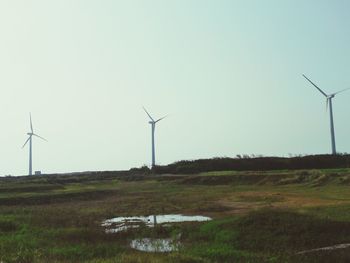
top-left (217, 191), bottom-right (348, 215)
top-left (218, 200), bottom-right (263, 215)
top-left (237, 193), bottom-right (285, 203)
top-left (180, 174), bottom-right (265, 185)
top-left (195, 203), bottom-right (232, 213)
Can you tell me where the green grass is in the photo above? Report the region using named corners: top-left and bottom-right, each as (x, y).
top-left (0, 169), bottom-right (350, 262)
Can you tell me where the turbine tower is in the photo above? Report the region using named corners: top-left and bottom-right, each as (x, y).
top-left (143, 107), bottom-right (167, 168)
top-left (22, 114), bottom-right (47, 175)
top-left (303, 74), bottom-right (350, 155)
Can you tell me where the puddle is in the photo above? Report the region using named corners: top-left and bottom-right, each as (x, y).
top-left (296, 243), bottom-right (350, 254)
top-left (102, 214), bottom-right (211, 233)
top-left (130, 238), bottom-right (180, 252)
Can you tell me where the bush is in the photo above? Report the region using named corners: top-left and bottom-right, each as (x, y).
top-left (152, 155), bottom-right (350, 174)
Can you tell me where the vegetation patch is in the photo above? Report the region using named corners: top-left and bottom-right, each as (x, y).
top-left (0, 219), bottom-right (18, 232)
top-left (1, 166), bottom-right (350, 262)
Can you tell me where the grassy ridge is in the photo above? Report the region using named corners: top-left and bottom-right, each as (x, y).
top-left (0, 169), bottom-right (350, 262)
top-left (153, 155), bottom-right (350, 174)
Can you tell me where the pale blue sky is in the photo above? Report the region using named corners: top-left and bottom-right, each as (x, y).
top-left (0, 0), bottom-right (349, 175)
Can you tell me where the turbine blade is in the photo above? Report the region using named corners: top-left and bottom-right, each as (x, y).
top-left (30, 113), bottom-right (33, 133)
top-left (22, 137), bottom-right (31, 148)
top-left (326, 98), bottom-right (329, 112)
top-left (155, 115), bottom-right (168, 123)
top-left (302, 74), bottom-right (328, 97)
top-left (142, 107), bottom-right (155, 122)
top-left (333, 87), bottom-right (350, 96)
top-left (33, 133), bottom-right (48, 142)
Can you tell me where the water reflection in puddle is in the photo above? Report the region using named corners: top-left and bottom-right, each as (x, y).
top-left (296, 243), bottom-right (350, 254)
top-left (102, 214), bottom-right (211, 233)
top-left (130, 238), bottom-right (180, 252)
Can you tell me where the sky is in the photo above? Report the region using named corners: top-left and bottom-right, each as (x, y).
top-left (0, 0), bottom-right (349, 176)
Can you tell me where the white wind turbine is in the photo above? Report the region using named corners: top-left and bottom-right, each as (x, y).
top-left (22, 114), bottom-right (47, 175)
top-left (143, 107), bottom-right (167, 168)
top-left (303, 74), bottom-right (350, 155)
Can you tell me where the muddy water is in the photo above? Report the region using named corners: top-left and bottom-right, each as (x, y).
top-left (102, 214), bottom-right (211, 233)
top-left (296, 243), bottom-right (350, 254)
top-left (130, 238), bottom-right (180, 252)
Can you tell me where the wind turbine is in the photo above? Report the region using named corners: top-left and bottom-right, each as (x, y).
top-left (303, 74), bottom-right (350, 155)
top-left (22, 114), bottom-right (47, 175)
top-left (143, 107), bottom-right (167, 168)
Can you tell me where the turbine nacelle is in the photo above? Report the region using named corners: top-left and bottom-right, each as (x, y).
top-left (143, 107), bottom-right (167, 125)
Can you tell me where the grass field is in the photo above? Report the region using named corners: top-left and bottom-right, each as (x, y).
top-left (1, 168), bottom-right (350, 262)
